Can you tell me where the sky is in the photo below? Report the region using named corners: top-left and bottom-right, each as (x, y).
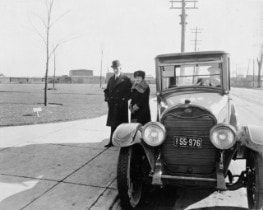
top-left (0, 0), bottom-right (262, 77)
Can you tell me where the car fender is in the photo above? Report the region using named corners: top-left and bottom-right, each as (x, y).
top-left (112, 123), bottom-right (156, 170)
top-left (240, 125), bottom-right (263, 153)
top-left (112, 123), bottom-right (143, 147)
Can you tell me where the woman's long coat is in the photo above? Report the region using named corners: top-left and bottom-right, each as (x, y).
top-left (104, 74), bottom-right (132, 127)
top-left (130, 86), bottom-right (151, 125)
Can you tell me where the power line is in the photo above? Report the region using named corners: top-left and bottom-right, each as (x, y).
top-left (191, 27), bottom-right (202, 51)
top-left (169, 0), bottom-right (198, 52)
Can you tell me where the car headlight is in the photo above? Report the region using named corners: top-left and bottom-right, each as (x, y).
top-left (209, 124), bottom-right (236, 150)
top-left (142, 122), bottom-right (166, 146)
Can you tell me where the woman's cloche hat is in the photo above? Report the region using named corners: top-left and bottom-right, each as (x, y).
top-left (134, 70), bottom-right (145, 79)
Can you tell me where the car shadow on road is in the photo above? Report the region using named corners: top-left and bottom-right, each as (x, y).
top-left (190, 207), bottom-right (249, 210)
top-left (134, 186), bottom-right (249, 210)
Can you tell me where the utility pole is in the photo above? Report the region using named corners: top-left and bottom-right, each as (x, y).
top-left (191, 27), bottom-right (201, 51)
top-left (257, 44), bottom-right (263, 88)
top-left (236, 64), bottom-right (238, 78)
top-left (253, 59), bottom-right (255, 88)
top-left (170, 0), bottom-right (198, 52)
top-left (246, 59), bottom-right (250, 78)
top-left (99, 48), bottom-right (103, 88)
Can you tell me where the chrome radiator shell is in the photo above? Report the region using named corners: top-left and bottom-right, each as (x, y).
top-left (161, 106), bottom-right (217, 177)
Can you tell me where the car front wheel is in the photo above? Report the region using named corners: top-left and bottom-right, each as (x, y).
top-left (117, 146), bottom-right (145, 209)
top-left (246, 150), bottom-right (263, 210)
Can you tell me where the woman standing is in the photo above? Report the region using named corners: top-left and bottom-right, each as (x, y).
top-left (129, 70), bottom-right (151, 125)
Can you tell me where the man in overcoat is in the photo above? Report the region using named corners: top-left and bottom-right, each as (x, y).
top-left (104, 60), bottom-right (132, 147)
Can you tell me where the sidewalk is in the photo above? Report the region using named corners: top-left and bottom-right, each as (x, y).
top-left (0, 115), bottom-right (120, 210)
top-left (0, 115), bottom-right (110, 149)
top-left (0, 99), bottom-right (157, 210)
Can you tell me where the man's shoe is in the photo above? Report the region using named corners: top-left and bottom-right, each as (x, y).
top-left (104, 142), bottom-right (113, 148)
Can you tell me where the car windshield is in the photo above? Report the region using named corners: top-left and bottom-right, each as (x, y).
top-left (160, 60), bottom-right (223, 91)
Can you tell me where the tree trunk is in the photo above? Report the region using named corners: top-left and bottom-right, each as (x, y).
top-left (53, 52), bottom-right (56, 89)
top-left (44, 27), bottom-right (49, 106)
top-left (44, 60), bottom-right (49, 106)
top-left (258, 60), bottom-right (262, 88)
top-left (257, 44), bottom-right (263, 88)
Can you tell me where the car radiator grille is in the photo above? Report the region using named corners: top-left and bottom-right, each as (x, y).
top-left (161, 111), bottom-right (217, 177)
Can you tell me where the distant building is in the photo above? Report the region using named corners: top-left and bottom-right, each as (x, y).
top-left (105, 72), bottom-right (133, 83)
top-left (0, 77), bottom-right (10, 83)
top-left (246, 75), bottom-right (263, 81)
top-left (105, 72), bottom-right (155, 84)
top-left (69, 69), bottom-right (97, 84)
top-left (69, 69), bottom-right (93, 77)
top-left (71, 76), bottom-right (105, 84)
top-left (231, 74), bottom-right (263, 88)
top-left (49, 75), bottom-right (71, 84)
top-left (0, 68), bottom-right (108, 84)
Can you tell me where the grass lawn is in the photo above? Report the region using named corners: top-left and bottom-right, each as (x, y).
top-left (0, 83), bottom-right (156, 126)
top-left (0, 84), bottom-right (108, 126)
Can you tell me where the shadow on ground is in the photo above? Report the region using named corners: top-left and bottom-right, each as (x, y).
top-left (118, 184), bottom-right (248, 210)
top-left (0, 139), bottom-right (119, 210)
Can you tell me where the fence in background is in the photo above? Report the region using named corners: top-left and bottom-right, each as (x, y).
top-left (0, 76), bottom-right (105, 84)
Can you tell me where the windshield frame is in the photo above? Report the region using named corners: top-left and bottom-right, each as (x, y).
top-left (159, 59), bottom-right (223, 92)
top-left (155, 51), bottom-right (230, 95)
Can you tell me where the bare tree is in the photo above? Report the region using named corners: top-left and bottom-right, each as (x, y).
top-left (43, 0), bottom-right (54, 106)
top-left (30, 0), bottom-right (70, 106)
top-left (257, 44), bottom-right (263, 88)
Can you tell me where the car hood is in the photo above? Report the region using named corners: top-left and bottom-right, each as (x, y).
top-left (163, 92), bottom-right (228, 119)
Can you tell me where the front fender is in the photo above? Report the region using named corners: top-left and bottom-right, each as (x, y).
top-left (240, 125), bottom-right (263, 153)
top-left (112, 123), bottom-right (142, 147)
top-left (112, 123), bottom-right (156, 170)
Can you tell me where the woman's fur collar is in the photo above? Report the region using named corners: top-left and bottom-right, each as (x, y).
top-left (131, 80), bottom-right (149, 93)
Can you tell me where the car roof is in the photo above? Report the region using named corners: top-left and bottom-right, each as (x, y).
top-left (155, 51), bottom-right (228, 60)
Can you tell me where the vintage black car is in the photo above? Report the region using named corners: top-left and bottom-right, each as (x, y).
top-left (112, 51), bottom-right (263, 209)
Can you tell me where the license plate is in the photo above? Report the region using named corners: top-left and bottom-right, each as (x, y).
top-left (173, 136), bottom-right (202, 148)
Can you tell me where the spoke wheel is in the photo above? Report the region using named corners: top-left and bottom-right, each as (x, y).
top-left (246, 150), bottom-right (263, 210)
top-left (117, 146), bottom-right (146, 209)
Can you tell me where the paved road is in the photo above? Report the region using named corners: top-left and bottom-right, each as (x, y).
top-left (0, 87), bottom-right (262, 210)
top-left (231, 87), bottom-right (263, 126)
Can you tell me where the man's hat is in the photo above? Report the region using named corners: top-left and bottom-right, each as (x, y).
top-left (111, 60), bottom-right (121, 68)
top-left (134, 70), bottom-right (145, 79)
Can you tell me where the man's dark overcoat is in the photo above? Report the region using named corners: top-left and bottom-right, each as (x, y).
top-left (104, 74), bottom-right (132, 127)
